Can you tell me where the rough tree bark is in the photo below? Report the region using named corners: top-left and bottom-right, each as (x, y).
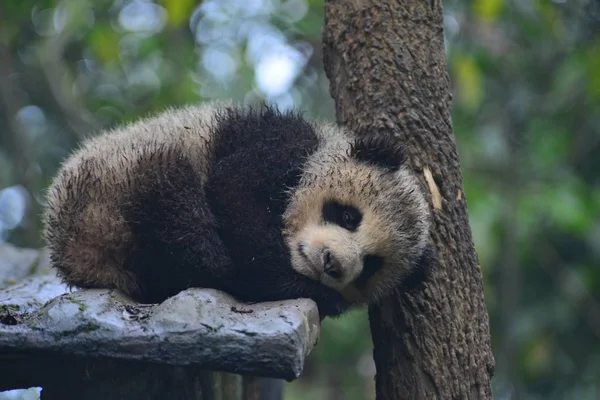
top-left (322, 1), bottom-right (495, 399)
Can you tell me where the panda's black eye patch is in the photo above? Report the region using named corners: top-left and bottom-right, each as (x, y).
top-left (322, 201), bottom-right (362, 231)
top-left (354, 254), bottom-right (384, 289)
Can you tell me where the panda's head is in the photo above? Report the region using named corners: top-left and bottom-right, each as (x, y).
top-left (283, 133), bottom-right (433, 305)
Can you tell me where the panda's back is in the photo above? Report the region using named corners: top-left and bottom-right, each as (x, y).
top-left (43, 104), bottom-right (222, 299)
top-left (60, 104), bottom-right (219, 189)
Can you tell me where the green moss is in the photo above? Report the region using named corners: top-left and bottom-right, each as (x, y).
top-left (66, 296), bottom-right (88, 312)
top-left (52, 322), bottom-right (100, 340)
top-left (0, 304), bottom-right (20, 313)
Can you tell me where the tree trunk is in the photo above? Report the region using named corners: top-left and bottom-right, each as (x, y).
top-left (322, 1), bottom-right (495, 399)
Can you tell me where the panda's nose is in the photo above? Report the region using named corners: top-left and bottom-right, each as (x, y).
top-left (322, 249), bottom-right (342, 280)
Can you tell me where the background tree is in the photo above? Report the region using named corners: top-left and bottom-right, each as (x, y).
top-left (0, 1), bottom-right (599, 399)
top-left (323, 1), bottom-right (494, 399)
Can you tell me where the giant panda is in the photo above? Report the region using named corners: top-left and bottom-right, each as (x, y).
top-left (43, 103), bottom-right (433, 318)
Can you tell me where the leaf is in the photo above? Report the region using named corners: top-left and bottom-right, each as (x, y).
top-left (453, 54), bottom-right (483, 110)
top-left (87, 25), bottom-right (121, 64)
top-left (160, 0), bottom-right (196, 28)
top-left (473, 0), bottom-right (504, 24)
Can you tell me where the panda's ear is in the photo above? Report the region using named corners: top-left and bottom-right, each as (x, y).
top-left (348, 135), bottom-right (405, 171)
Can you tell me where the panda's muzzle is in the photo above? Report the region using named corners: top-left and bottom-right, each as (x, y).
top-left (322, 248), bottom-right (342, 280)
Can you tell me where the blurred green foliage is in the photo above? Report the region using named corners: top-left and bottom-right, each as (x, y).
top-left (0, 0), bottom-right (599, 399)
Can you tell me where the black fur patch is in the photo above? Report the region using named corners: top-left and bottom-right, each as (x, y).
top-left (205, 105), bottom-right (351, 317)
top-left (354, 254), bottom-right (384, 289)
top-left (322, 201), bottom-right (362, 231)
top-left (122, 153), bottom-right (232, 304)
top-left (353, 247), bottom-right (434, 294)
top-left (402, 245), bottom-right (435, 292)
top-left (348, 135), bottom-right (405, 172)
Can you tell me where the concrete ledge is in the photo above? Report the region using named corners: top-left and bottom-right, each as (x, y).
top-left (0, 243), bottom-right (321, 395)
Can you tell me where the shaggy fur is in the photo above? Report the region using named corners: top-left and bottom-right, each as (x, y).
top-left (43, 103), bottom-right (432, 318)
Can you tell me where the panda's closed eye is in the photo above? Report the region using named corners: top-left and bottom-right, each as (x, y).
top-left (322, 201), bottom-right (362, 231)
